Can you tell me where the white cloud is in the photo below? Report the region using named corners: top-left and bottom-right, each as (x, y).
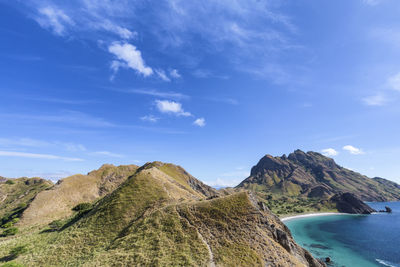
top-left (140, 115), bottom-right (159, 123)
top-left (0, 137), bottom-right (50, 148)
top-left (0, 151), bottom-right (83, 161)
top-left (362, 93), bottom-right (389, 106)
top-left (170, 69), bottom-right (181, 78)
top-left (96, 20), bottom-right (136, 39)
top-left (62, 143), bottom-right (87, 152)
top-left (321, 148), bottom-right (338, 157)
top-left (343, 145), bottom-right (365, 155)
top-left (0, 137), bottom-right (86, 152)
top-left (36, 6), bottom-right (74, 36)
top-left (0, 111), bottom-right (114, 128)
top-left (193, 118), bottom-right (206, 127)
top-left (155, 100), bottom-right (192, 116)
top-left (388, 72), bottom-right (400, 91)
top-left (155, 69), bottom-right (171, 82)
top-left (89, 151), bottom-right (123, 158)
top-left (206, 97), bottom-right (238, 105)
top-left (115, 88), bottom-right (188, 99)
top-left (108, 42), bottom-right (153, 78)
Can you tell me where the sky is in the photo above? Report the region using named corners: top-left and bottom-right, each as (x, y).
top-left (1, 0), bottom-right (400, 187)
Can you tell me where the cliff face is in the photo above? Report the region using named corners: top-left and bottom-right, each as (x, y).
top-left (0, 162), bottom-right (324, 267)
top-left (238, 150), bottom-right (400, 202)
top-left (330, 193), bottom-right (376, 214)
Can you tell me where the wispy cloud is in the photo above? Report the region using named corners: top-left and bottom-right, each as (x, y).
top-left (0, 150), bottom-right (83, 161)
top-left (4, 54), bottom-right (43, 61)
top-left (25, 96), bottom-right (99, 105)
top-left (35, 6), bottom-right (74, 36)
top-left (89, 151), bottom-right (124, 158)
top-left (140, 115), bottom-right (159, 123)
top-left (155, 69), bottom-right (171, 82)
top-left (0, 137), bottom-right (86, 152)
top-left (155, 100), bottom-right (192, 117)
top-left (192, 69), bottom-right (229, 80)
top-left (30, 2), bottom-right (135, 39)
top-left (170, 69), bottom-right (181, 78)
top-left (343, 145), bottom-right (365, 155)
top-left (20, 1), bottom-right (297, 83)
top-left (205, 97), bottom-right (239, 105)
top-left (0, 111), bottom-right (115, 128)
top-left (112, 88), bottom-right (188, 99)
top-left (362, 93), bottom-right (389, 106)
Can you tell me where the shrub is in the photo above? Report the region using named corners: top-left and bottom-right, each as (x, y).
top-left (5, 180), bottom-right (15, 185)
top-left (72, 202), bottom-right (92, 212)
top-left (48, 220), bottom-right (64, 231)
top-left (1, 222), bottom-right (13, 229)
top-left (1, 227), bottom-right (18, 237)
top-left (9, 245), bottom-right (28, 259)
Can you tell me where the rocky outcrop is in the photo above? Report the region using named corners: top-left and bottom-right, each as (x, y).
top-left (330, 193), bottom-right (376, 214)
top-left (237, 150), bottom-right (400, 201)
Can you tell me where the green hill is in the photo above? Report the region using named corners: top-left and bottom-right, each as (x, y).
top-left (20, 164), bottom-right (138, 226)
top-left (0, 162), bottom-right (323, 267)
top-left (0, 177), bottom-right (52, 232)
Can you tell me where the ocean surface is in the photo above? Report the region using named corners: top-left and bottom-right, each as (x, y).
top-left (284, 202), bottom-right (400, 267)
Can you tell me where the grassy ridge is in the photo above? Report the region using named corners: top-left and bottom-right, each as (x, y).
top-left (0, 163), bottom-right (323, 266)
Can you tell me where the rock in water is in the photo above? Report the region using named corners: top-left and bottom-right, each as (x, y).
top-left (330, 193), bottom-right (376, 214)
top-left (385, 206), bottom-right (392, 213)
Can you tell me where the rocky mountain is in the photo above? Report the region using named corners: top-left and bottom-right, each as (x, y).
top-left (0, 162), bottom-right (324, 267)
top-left (237, 150), bottom-right (400, 202)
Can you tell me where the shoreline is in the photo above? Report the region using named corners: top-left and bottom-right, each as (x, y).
top-left (280, 212), bottom-right (352, 222)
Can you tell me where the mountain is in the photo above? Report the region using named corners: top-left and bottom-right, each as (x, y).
top-left (237, 150), bottom-right (400, 202)
top-left (20, 164), bottom-right (139, 226)
top-left (0, 162), bottom-right (324, 267)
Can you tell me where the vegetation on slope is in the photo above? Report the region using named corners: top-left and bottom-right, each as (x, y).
top-left (0, 162), bottom-right (323, 267)
top-left (0, 178), bottom-right (52, 236)
top-left (19, 164), bottom-right (138, 226)
top-left (238, 150), bottom-right (400, 203)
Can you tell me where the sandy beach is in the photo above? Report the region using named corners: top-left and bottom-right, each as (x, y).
top-left (280, 212), bottom-right (351, 222)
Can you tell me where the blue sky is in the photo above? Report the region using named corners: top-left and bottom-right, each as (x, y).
top-left (1, 0), bottom-right (400, 186)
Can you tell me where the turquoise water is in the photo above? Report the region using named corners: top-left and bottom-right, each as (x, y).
top-left (285, 202), bottom-right (400, 267)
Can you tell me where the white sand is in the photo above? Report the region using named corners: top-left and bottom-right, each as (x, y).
top-left (280, 212), bottom-right (351, 222)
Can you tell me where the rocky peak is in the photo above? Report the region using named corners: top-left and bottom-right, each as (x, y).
top-left (250, 154), bottom-right (293, 176)
top-left (287, 150), bottom-right (338, 170)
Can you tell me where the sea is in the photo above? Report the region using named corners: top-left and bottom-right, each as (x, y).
top-left (284, 202), bottom-right (400, 267)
